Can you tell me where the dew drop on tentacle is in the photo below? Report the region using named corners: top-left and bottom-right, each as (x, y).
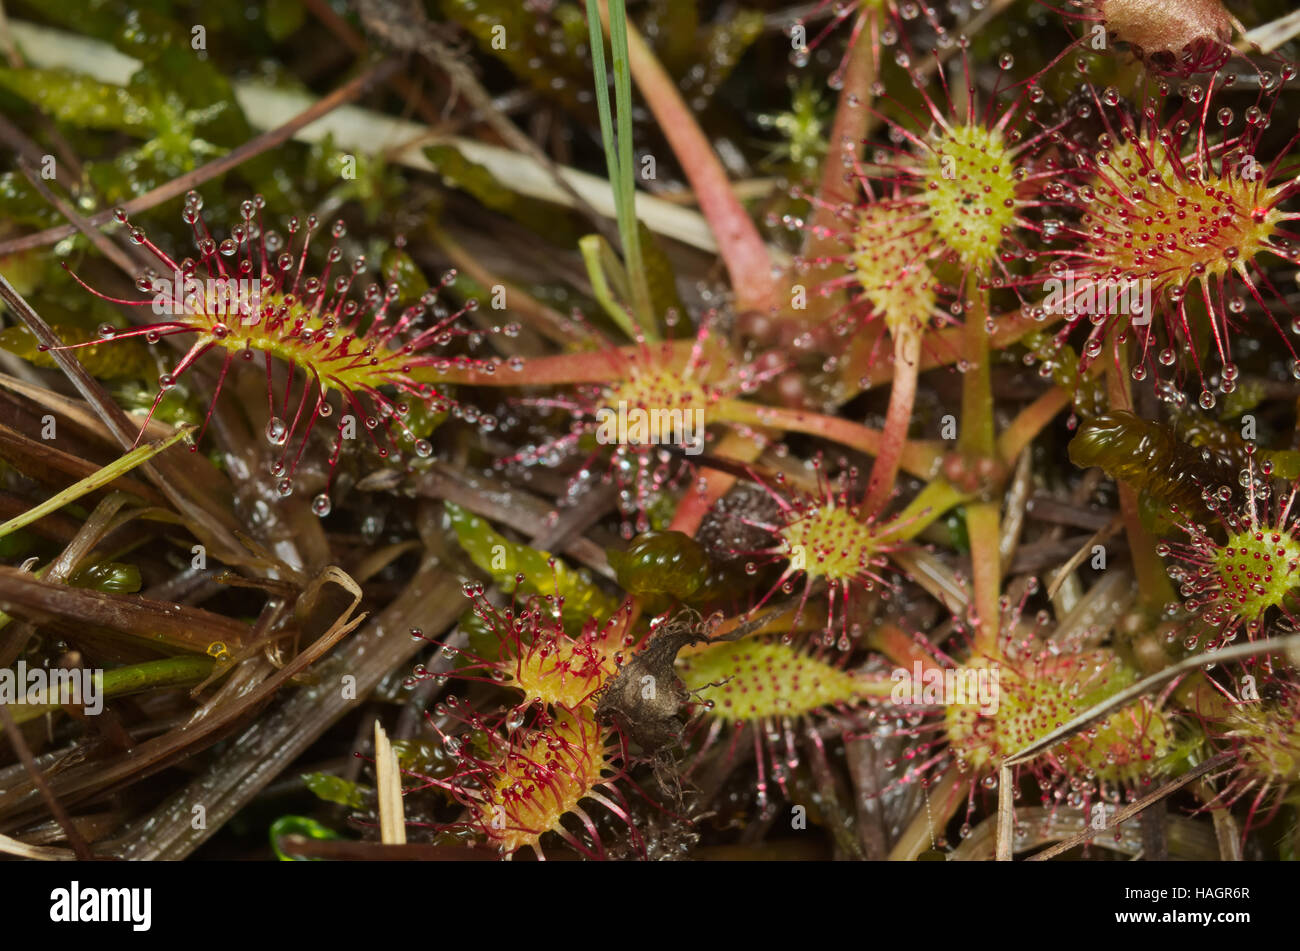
top-left (266, 417), bottom-right (289, 446)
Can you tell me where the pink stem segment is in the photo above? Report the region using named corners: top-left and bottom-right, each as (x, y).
top-left (713, 397), bottom-right (942, 478)
top-left (862, 321), bottom-right (921, 515)
top-left (597, 0), bottom-right (778, 315)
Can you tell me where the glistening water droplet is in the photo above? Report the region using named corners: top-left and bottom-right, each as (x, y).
top-left (266, 417), bottom-right (289, 446)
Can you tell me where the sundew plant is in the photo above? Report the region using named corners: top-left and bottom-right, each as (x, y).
top-left (1, 0), bottom-right (1300, 870)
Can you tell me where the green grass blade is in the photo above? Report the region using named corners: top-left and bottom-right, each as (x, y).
top-left (585, 0), bottom-right (624, 233)
top-left (0, 424), bottom-right (195, 540)
top-left (585, 0), bottom-right (659, 341)
top-left (607, 1), bottom-right (655, 331)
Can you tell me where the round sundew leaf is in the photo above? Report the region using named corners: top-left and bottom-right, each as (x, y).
top-left (677, 639), bottom-right (868, 722)
top-left (1210, 528), bottom-right (1300, 621)
top-left (778, 499), bottom-right (882, 584)
top-left (468, 707), bottom-right (616, 856)
top-left (944, 652), bottom-right (1176, 785)
top-left (850, 201), bottom-right (937, 335)
top-left (921, 122), bottom-right (1019, 268)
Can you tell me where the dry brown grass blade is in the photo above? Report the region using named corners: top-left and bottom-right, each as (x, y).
top-left (0, 829), bottom-right (76, 860)
top-left (295, 566), bottom-right (364, 634)
top-left (0, 579), bottom-right (365, 826)
top-left (889, 545), bottom-right (969, 615)
top-left (1200, 778), bottom-right (1243, 861)
top-left (0, 274), bottom-right (173, 461)
top-left (0, 492), bottom-right (145, 669)
top-left (350, 540), bottom-right (422, 586)
top-left (995, 764), bottom-right (1014, 861)
top-left (0, 565), bottom-right (249, 652)
top-left (411, 462), bottom-right (614, 577)
top-left (41, 492), bottom-right (132, 585)
top-left (0, 425), bottom-right (193, 541)
top-left (998, 447), bottom-right (1033, 569)
top-left (0, 423), bottom-right (164, 505)
top-left (0, 372), bottom-right (173, 446)
top-left (0, 277), bottom-right (269, 571)
top-left (1045, 514), bottom-right (1123, 601)
top-left (104, 555), bottom-right (463, 858)
top-left (0, 702), bottom-right (93, 859)
top-left (887, 766), bottom-right (964, 860)
top-left (374, 720), bottom-right (406, 845)
top-left (1050, 571), bottom-right (1135, 647)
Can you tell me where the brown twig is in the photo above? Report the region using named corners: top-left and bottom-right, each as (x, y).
top-left (17, 159), bottom-right (144, 276)
top-left (0, 59), bottom-right (401, 258)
